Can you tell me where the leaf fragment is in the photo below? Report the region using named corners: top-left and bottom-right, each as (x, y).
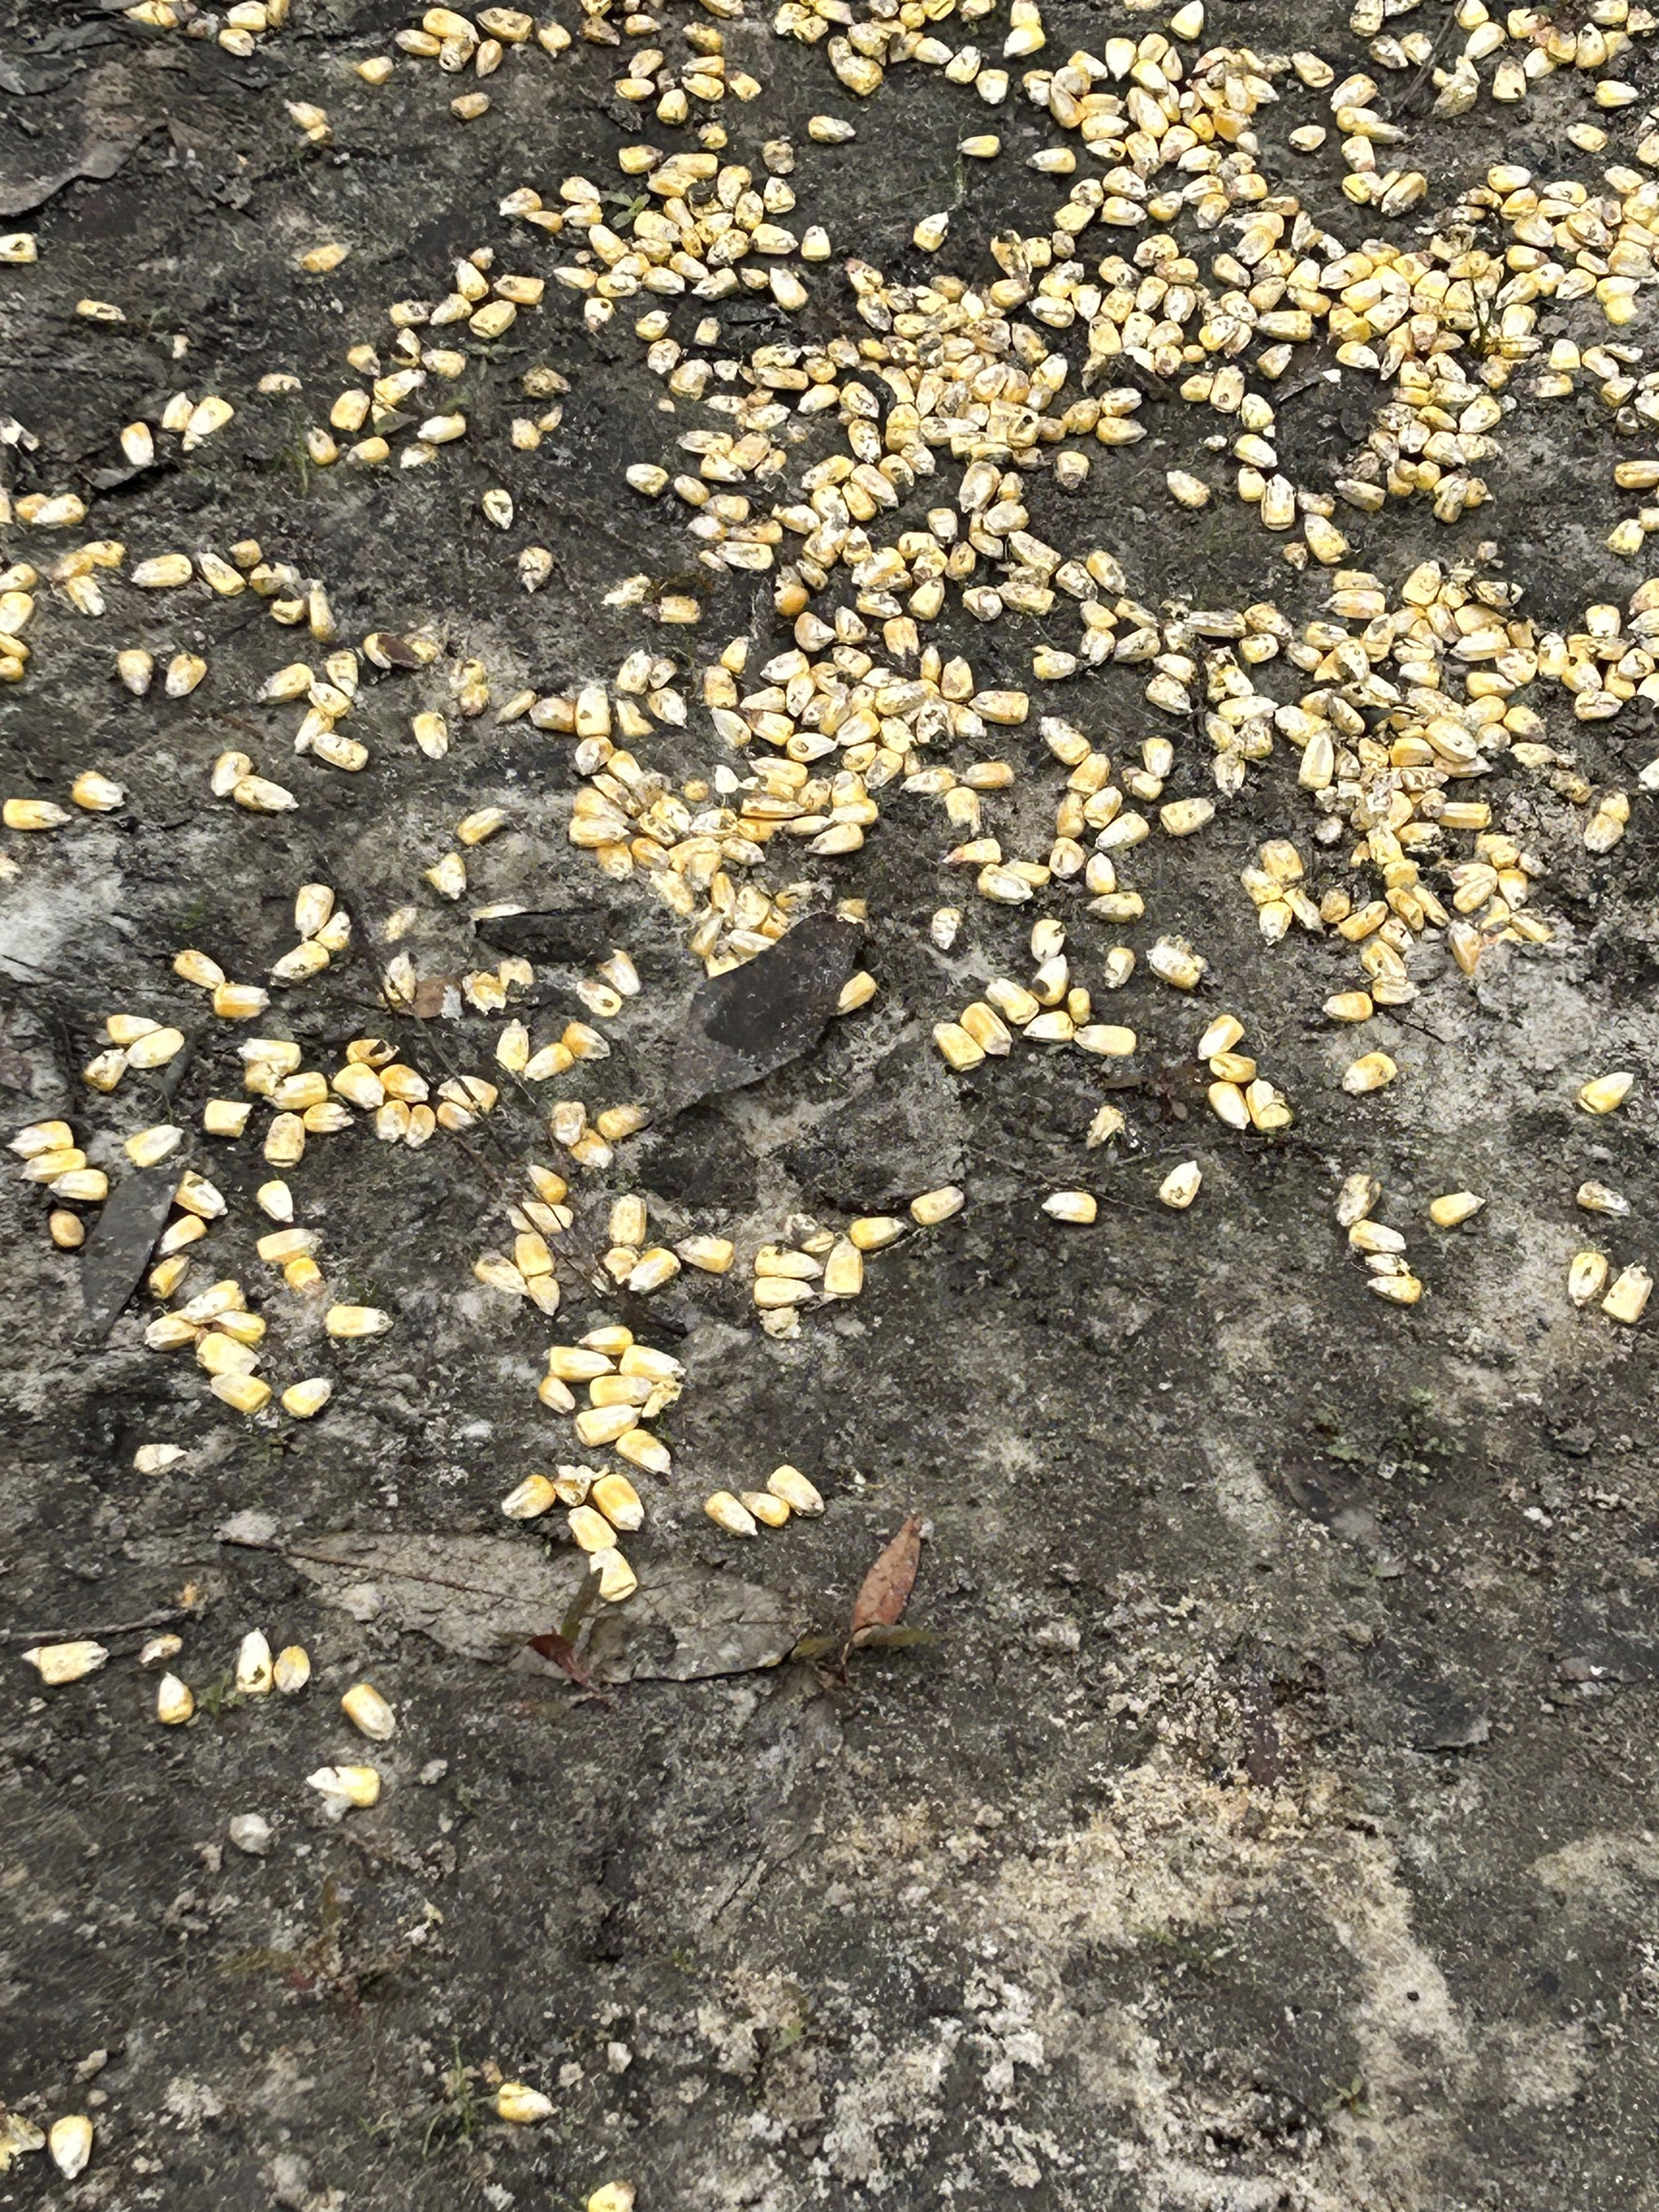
top-left (849, 1516), bottom-right (923, 1646)
top-left (78, 1166), bottom-right (180, 1339)
top-left (285, 1532), bottom-right (586, 1661)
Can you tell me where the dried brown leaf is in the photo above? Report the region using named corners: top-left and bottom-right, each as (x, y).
top-left (849, 1516), bottom-right (923, 1646)
top-left (411, 975), bottom-right (460, 1019)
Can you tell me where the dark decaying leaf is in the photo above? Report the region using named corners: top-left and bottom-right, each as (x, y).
top-left (78, 1167), bottom-right (181, 1340)
top-left (32, 22), bottom-right (125, 54)
top-left (365, 633), bottom-right (428, 670)
top-left (476, 902), bottom-right (638, 967)
top-left (665, 914), bottom-right (861, 1115)
top-left (0, 131), bottom-right (151, 218)
top-left (91, 458), bottom-right (163, 492)
top-left (286, 1533), bottom-right (587, 1662)
top-left (1363, 1649), bottom-right (1491, 1752)
top-left (582, 1565), bottom-right (804, 1683)
top-left (849, 1517), bottom-right (923, 1647)
top-left (0, 61), bottom-right (43, 95)
top-left (1555, 1587), bottom-right (1659, 1684)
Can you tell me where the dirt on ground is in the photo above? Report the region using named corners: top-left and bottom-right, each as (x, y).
top-left (2, 0), bottom-right (1657, 2207)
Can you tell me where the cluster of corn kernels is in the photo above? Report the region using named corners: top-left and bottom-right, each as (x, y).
top-left (117, 0), bottom-right (290, 55)
top-left (10, 0), bottom-right (1659, 1557)
top-left (706, 1463), bottom-right (824, 1535)
top-left (516, 1325), bottom-right (689, 1595)
top-left (366, 5), bottom-right (573, 125)
top-left (748, 1187), bottom-right (963, 1335)
top-left (1336, 1170), bottom-right (1428, 1306)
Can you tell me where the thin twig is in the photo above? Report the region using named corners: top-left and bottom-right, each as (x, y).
top-left (1396, 8), bottom-right (1462, 114)
top-left (2, 1605), bottom-right (188, 1646)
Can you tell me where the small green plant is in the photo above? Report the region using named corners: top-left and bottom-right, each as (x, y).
top-left (193, 1667), bottom-right (241, 1719)
top-left (1323, 2074), bottom-right (1368, 2118)
top-left (221, 1879), bottom-right (409, 2015)
top-left (423, 2039), bottom-right (482, 2158)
